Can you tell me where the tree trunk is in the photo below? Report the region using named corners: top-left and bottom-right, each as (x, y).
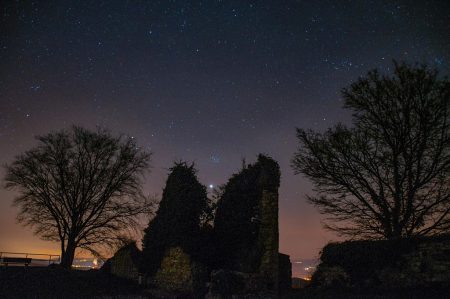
top-left (60, 239), bottom-right (76, 268)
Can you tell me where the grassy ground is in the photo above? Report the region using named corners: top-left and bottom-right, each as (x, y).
top-left (2, 267), bottom-right (449, 298)
top-left (0, 266), bottom-right (147, 299)
top-left (285, 285), bottom-right (450, 299)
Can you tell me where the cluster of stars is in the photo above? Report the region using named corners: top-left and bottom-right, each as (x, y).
top-left (0, 0), bottom-right (448, 259)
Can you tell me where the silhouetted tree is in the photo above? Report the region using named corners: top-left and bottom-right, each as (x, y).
top-left (141, 162), bottom-right (209, 274)
top-left (4, 126), bottom-right (152, 268)
top-left (214, 154), bottom-right (280, 271)
top-left (292, 62), bottom-right (450, 239)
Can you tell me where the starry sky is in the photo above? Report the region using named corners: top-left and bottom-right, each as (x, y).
top-left (1, 1), bottom-right (449, 265)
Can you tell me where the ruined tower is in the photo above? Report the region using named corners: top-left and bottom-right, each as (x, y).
top-left (214, 154), bottom-right (281, 294)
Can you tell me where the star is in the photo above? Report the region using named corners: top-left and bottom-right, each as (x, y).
top-left (1, 0), bottom-right (448, 264)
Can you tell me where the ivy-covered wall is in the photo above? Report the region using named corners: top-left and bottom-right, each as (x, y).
top-left (154, 247), bottom-right (208, 294)
top-left (210, 155), bottom-right (285, 295)
top-left (137, 155), bottom-right (290, 296)
top-left (154, 247), bottom-right (193, 292)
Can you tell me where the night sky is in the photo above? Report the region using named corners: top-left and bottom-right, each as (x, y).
top-left (1, 1), bottom-right (449, 266)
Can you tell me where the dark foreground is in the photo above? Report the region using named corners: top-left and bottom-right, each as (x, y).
top-left (1, 267), bottom-right (449, 299)
top-left (287, 286), bottom-right (450, 299)
top-left (0, 267), bottom-right (145, 299)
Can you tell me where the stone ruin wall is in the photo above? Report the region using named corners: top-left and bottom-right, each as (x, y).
top-left (258, 189), bottom-right (280, 292)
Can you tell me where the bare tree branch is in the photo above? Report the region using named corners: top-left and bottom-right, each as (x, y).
top-left (292, 62), bottom-right (450, 239)
top-left (4, 126), bottom-right (154, 268)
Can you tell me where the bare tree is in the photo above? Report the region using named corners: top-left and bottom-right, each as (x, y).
top-left (292, 62), bottom-right (450, 239)
top-left (4, 126), bottom-right (152, 268)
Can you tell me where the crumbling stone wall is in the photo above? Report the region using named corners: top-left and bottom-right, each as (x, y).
top-left (258, 189), bottom-right (279, 292)
top-left (105, 243), bottom-right (140, 281)
top-left (278, 253), bottom-right (292, 293)
top-left (139, 155), bottom-right (291, 296)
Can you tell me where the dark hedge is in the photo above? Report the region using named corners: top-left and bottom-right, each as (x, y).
top-left (313, 234), bottom-right (450, 287)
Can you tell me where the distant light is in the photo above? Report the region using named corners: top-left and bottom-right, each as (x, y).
top-left (209, 184), bottom-right (214, 189)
